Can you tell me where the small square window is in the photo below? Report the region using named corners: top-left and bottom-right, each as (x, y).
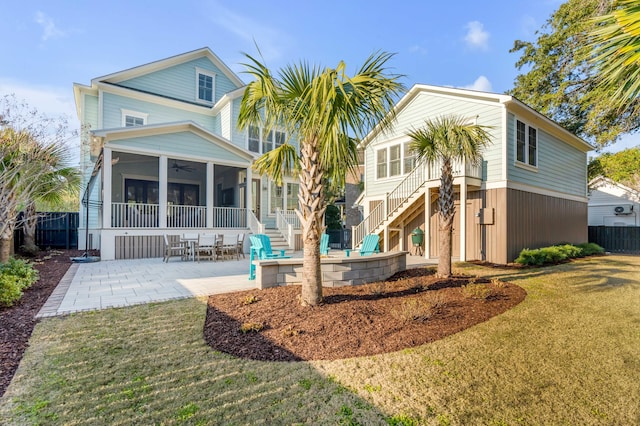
top-left (196, 68), bottom-right (215, 103)
top-left (121, 109), bottom-right (147, 127)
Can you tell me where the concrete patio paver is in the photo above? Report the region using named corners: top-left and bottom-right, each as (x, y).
top-left (36, 252), bottom-right (434, 318)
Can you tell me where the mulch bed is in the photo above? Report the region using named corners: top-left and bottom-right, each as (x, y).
top-left (0, 249), bottom-right (83, 397)
top-left (204, 268), bottom-right (527, 361)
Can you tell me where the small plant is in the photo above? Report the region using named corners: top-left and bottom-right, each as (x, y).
top-left (577, 242), bottom-right (605, 256)
top-left (515, 243), bottom-right (604, 266)
top-left (370, 281), bottom-right (386, 296)
top-left (242, 294), bottom-right (260, 305)
top-left (239, 322), bottom-right (264, 333)
top-left (0, 258), bottom-right (39, 307)
top-left (282, 324), bottom-right (301, 337)
top-left (392, 293), bottom-right (445, 322)
top-left (363, 383), bottom-right (381, 392)
top-left (298, 378), bottom-right (313, 390)
top-left (491, 278), bottom-right (506, 288)
top-left (460, 283), bottom-right (491, 300)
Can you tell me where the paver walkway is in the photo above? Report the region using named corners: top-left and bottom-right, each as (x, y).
top-left (37, 253), bottom-right (433, 318)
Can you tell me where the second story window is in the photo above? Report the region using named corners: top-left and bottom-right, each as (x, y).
top-left (376, 149), bottom-right (387, 179)
top-left (196, 68), bottom-right (215, 103)
top-left (403, 142), bottom-right (417, 173)
top-left (247, 126), bottom-right (286, 154)
top-left (389, 145), bottom-right (401, 177)
top-left (516, 119), bottom-right (538, 167)
top-left (121, 109), bottom-right (148, 127)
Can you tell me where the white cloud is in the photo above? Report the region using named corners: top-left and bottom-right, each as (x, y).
top-left (461, 75), bottom-right (493, 92)
top-left (206, 2), bottom-right (290, 64)
top-left (35, 11), bottom-right (66, 41)
top-left (464, 21), bottom-right (489, 50)
top-left (408, 45), bottom-right (428, 55)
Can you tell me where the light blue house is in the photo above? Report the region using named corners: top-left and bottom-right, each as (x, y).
top-left (355, 84), bottom-right (593, 264)
top-left (74, 48), bottom-right (300, 260)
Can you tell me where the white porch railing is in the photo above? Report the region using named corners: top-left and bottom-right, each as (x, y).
top-left (167, 205), bottom-right (206, 228)
top-left (111, 203), bottom-right (247, 229)
top-left (276, 208), bottom-right (299, 249)
top-left (248, 209), bottom-right (265, 234)
top-left (352, 159), bottom-right (482, 249)
top-left (112, 202), bottom-right (159, 228)
top-left (212, 207), bottom-right (247, 228)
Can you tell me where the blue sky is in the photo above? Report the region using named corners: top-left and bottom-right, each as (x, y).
top-left (1, 0), bottom-right (637, 159)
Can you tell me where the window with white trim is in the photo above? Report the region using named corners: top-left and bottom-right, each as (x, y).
top-left (196, 68), bottom-right (215, 103)
top-left (286, 183), bottom-right (299, 210)
top-left (121, 109), bottom-right (148, 127)
top-left (403, 142), bottom-right (417, 173)
top-left (516, 119), bottom-right (537, 167)
top-left (376, 149), bottom-right (387, 178)
top-left (247, 126), bottom-right (286, 154)
top-left (376, 141), bottom-right (417, 179)
top-left (389, 145), bottom-right (401, 177)
top-left (269, 181), bottom-right (300, 214)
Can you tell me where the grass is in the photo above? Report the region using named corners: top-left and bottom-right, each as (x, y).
top-left (1, 255), bottom-right (639, 425)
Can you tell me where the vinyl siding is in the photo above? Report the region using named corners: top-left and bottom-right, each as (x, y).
top-left (507, 113), bottom-right (587, 197)
top-left (108, 132), bottom-right (251, 165)
top-left (364, 91), bottom-right (504, 199)
top-left (117, 57), bottom-right (241, 105)
top-left (102, 92), bottom-right (217, 133)
top-left (588, 187), bottom-right (640, 226)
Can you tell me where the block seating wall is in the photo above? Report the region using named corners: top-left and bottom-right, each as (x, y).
top-left (254, 251), bottom-right (407, 289)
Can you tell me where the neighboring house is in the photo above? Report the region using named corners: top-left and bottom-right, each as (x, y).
top-left (74, 48), bottom-right (299, 260)
top-left (588, 176), bottom-right (640, 226)
top-left (355, 84), bottom-right (593, 264)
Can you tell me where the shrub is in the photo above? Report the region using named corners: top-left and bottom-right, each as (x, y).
top-left (239, 322), bottom-right (264, 333)
top-left (0, 258), bottom-right (39, 307)
top-left (576, 242), bottom-right (605, 256)
top-left (515, 243), bottom-right (604, 266)
top-left (460, 283), bottom-right (492, 300)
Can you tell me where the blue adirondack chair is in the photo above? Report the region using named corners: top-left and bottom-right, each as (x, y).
top-left (359, 234), bottom-right (380, 256)
top-left (248, 234), bottom-right (290, 280)
top-left (320, 233), bottom-right (329, 256)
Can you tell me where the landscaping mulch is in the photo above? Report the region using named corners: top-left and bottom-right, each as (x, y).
top-left (204, 268), bottom-right (526, 361)
top-left (0, 249), bottom-right (82, 397)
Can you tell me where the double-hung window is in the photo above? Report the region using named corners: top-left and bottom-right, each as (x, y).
top-left (196, 68), bottom-right (215, 103)
top-left (403, 142), bottom-right (417, 173)
top-left (516, 119), bottom-right (537, 167)
top-left (121, 109), bottom-right (147, 127)
top-left (247, 126), bottom-right (286, 154)
top-left (389, 145), bottom-right (401, 177)
top-left (376, 149), bottom-right (388, 179)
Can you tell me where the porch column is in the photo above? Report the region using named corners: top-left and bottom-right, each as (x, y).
top-left (206, 162), bottom-right (214, 228)
top-left (245, 167), bottom-right (253, 224)
top-left (459, 182), bottom-right (467, 262)
top-left (102, 147), bottom-right (112, 229)
top-left (424, 189), bottom-right (430, 259)
top-left (384, 226), bottom-right (389, 252)
top-left (159, 156), bottom-right (167, 228)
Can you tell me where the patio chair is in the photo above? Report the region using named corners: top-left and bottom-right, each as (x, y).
top-left (253, 234), bottom-right (288, 258)
top-left (196, 234), bottom-right (218, 262)
top-left (320, 233), bottom-right (329, 256)
top-left (248, 235), bottom-right (291, 280)
top-left (359, 234), bottom-right (380, 256)
top-left (163, 234), bottom-right (186, 262)
top-left (236, 233), bottom-right (246, 259)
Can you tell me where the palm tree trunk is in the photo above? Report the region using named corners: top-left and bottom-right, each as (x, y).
top-left (22, 201), bottom-right (39, 255)
top-left (298, 137), bottom-right (326, 306)
top-left (437, 159), bottom-right (455, 278)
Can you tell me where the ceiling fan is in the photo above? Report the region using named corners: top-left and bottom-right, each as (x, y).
top-left (170, 160), bottom-right (194, 173)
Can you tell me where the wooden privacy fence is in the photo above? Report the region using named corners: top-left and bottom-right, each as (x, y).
top-left (588, 226), bottom-right (640, 254)
top-left (14, 212), bottom-right (79, 250)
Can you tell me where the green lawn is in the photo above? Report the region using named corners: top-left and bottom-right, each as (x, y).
top-left (1, 255), bottom-right (639, 425)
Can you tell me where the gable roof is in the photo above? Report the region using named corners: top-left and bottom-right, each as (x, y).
top-left (589, 176), bottom-right (640, 199)
top-left (91, 120), bottom-right (255, 163)
top-left (359, 84), bottom-right (593, 152)
top-left (92, 47), bottom-right (245, 88)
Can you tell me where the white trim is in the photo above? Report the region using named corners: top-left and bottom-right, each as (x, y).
top-left (501, 106), bottom-right (508, 181)
top-left (98, 90), bottom-right (104, 129)
top-left (514, 117), bottom-right (538, 169)
top-left (245, 125), bottom-right (286, 155)
top-left (105, 144), bottom-right (250, 169)
top-left (92, 47), bottom-right (245, 89)
top-left (121, 109), bottom-right (148, 127)
top-left (484, 180), bottom-right (588, 203)
top-left (195, 67), bottom-right (216, 104)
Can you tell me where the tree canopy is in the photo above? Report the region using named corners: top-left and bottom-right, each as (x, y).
top-left (510, 0), bottom-right (640, 148)
top-left (588, 147), bottom-right (640, 189)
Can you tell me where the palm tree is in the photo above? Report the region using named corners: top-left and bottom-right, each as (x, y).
top-left (590, 0), bottom-right (640, 108)
top-left (408, 115), bottom-right (492, 278)
top-left (238, 52), bottom-right (404, 306)
top-left (21, 145), bottom-right (80, 255)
